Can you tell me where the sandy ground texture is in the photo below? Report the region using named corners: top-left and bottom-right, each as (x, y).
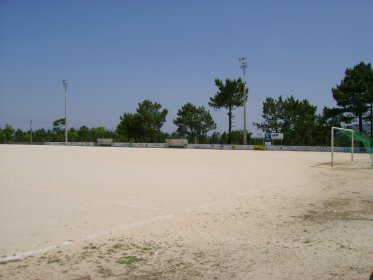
top-left (0, 145), bottom-right (372, 280)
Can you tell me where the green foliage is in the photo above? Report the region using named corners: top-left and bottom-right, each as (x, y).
top-left (116, 99), bottom-right (168, 142)
top-left (209, 78), bottom-right (245, 144)
top-left (254, 145), bottom-right (266, 150)
top-left (53, 118), bottom-right (66, 133)
top-left (116, 256), bottom-right (144, 265)
top-left (77, 126), bottom-right (91, 142)
top-left (68, 128), bottom-right (79, 142)
top-left (93, 127), bottom-right (111, 139)
top-left (254, 62), bottom-right (373, 146)
top-left (52, 118), bottom-right (66, 141)
top-left (33, 128), bottom-right (55, 142)
top-left (255, 96), bottom-right (317, 145)
top-left (13, 129), bottom-right (29, 142)
top-left (283, 96), bottom-right (317, 145)
top-left (220, 130), bottom-right (251, 145)
top-left (254, 96), bottom-right (284, 133)
top-left (209, 132), bottom-right (222, 144)
top-left (0, 124), bottom-right (117, 143)
top-left (311, 107), bottom-right (343, 146)
top-left (332, 62), bottom-right (373, 133)
top-left (173, 102), bottom-right (216, 143)
top-left (1, 124), bottom-right (14, 143)
top-left (136, 100), bottom-right (168, 132)
top-left (116, 113), bottom-right (142, 142)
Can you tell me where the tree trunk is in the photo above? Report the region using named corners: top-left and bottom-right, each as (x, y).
top-left (358, 112), bottom-right (363, 132)
top-left (228, 107), bottom-right (232, 144)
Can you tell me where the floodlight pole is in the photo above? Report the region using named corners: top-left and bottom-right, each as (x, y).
top-left (63, 80), bottom-right (68, 145)
top-left (239, 57), bottom-right (248, 145)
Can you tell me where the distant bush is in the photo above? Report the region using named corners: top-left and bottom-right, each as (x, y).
top-left (254, 145), bottom-right (266, 150)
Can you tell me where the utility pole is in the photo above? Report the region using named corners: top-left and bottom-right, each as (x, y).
top-left (30, 120), bottom-right (33, 143)
top-left (63, 80), bottom-right (68, 145)
top-left (239, 57), bottom-right (248, 145)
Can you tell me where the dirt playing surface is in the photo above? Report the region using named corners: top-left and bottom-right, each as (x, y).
top-left (0, 145), bottom-right (372, 279)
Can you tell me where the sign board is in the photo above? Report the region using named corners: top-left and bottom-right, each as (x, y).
top-left (253, 132), bottom-right (284, 142)
top-left (271, 133), bottom-right (284, 140)
top-left (253, 133), bottom-right (265, 139)
top-left (265, 133), bottom-right (272, 146)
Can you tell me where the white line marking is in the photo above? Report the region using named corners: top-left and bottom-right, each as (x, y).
top-left (0, 189), bottom-right (269, 263)
top-left (0, 245), bottom-right (57, 263)
top-left (0, 213), bottom-right (174, 263)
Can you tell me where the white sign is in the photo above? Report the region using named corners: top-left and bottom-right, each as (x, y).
top-left (253, 133), bottom-right (284, 140)
top-left (271, 133), bottom-right (284, 140)
top-left (253, 133), bottom-right (265, 139)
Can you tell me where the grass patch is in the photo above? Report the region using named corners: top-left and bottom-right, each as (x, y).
top-left (116, 256), bottom-right (144, 265)
top-left (83, 243), bottom-right (98, 250)
top-left (112, 243), bottom-right (124, 249)
top-left (47, 256), bottom-right (62, 264)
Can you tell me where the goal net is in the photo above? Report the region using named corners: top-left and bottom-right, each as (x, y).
top-left (331, 127), bottom-right (373, 168)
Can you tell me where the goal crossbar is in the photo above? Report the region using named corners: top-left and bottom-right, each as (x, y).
top-left (331, 126), bottom-right (373, 168)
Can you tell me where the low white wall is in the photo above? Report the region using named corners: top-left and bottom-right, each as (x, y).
top-left (267, 146), bottom-right (330, 152)
top-left (186, 144), bottom-right (333, 152)
top-left (41, 142), bottom-right (349, 153)
top-left (166, 139), bottom-right (188, 148)
top-left (44, 142), bottom-right (96, 146)
top-left (112, 142), bottom-right (131, 147)
top-left (97, 138), bottom-right (113, 146)
top-left (130, 143), bottom-right (166, 148)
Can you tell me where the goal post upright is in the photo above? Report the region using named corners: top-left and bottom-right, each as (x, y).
top-left (331, 127), bottom-right (355, 167)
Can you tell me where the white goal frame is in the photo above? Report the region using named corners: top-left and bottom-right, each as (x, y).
top-left (331, 127), bottom-right (354, 167)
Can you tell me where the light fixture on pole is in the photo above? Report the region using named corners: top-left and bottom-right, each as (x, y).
top-left (239, 57), bottom-right (248, 145)
top-left (63, 80), bottom-right (68, 146)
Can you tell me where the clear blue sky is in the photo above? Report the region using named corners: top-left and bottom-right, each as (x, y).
top-left (1, 0), bottom-right (372, 134)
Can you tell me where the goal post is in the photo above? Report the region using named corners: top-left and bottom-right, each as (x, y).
top-left (331, 126), bottom-right (373, 168)
top-left (331, 127), bottom-right (354, 167)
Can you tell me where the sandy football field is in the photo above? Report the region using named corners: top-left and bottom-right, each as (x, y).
top-left (0, 145), bottom-right (372, 279)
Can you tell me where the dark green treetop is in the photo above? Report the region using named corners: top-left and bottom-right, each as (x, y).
top-left (173, 102), bottom-right (216, 143)
top-left (332, 62), bottom-right (373, 132)
top-left (117, 99), bottom-right (168, 142)
top-left (209, 78), bottom-right (245, 144)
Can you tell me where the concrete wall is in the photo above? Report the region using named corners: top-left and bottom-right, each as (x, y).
top-left (44, 142), bottom-right (166, 148)
top-left (41, 142), bottom-right (363, 153)
top-left (44, 142), bottom-right (96, 146)
top-left (187, 144), bottom-right (333, 152)
top-left (166, 139), bottom-right (188, 148)
top-left (97, 138), bottom-right (113, 146)
top-left (266, 145), bottom-right (330, 152)
top-left (128, 143), bottom-right (166, 148)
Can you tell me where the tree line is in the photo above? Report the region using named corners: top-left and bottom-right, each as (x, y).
top-left (254, 62), bottom-right (373, 145)
top-left (1, 62), bottom-right (372, 146)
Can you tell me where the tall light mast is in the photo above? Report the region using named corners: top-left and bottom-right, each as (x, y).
top-left (63, 80), bottom-right (68, 145)
top-left (239, 57), bottom-right (248, 145)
